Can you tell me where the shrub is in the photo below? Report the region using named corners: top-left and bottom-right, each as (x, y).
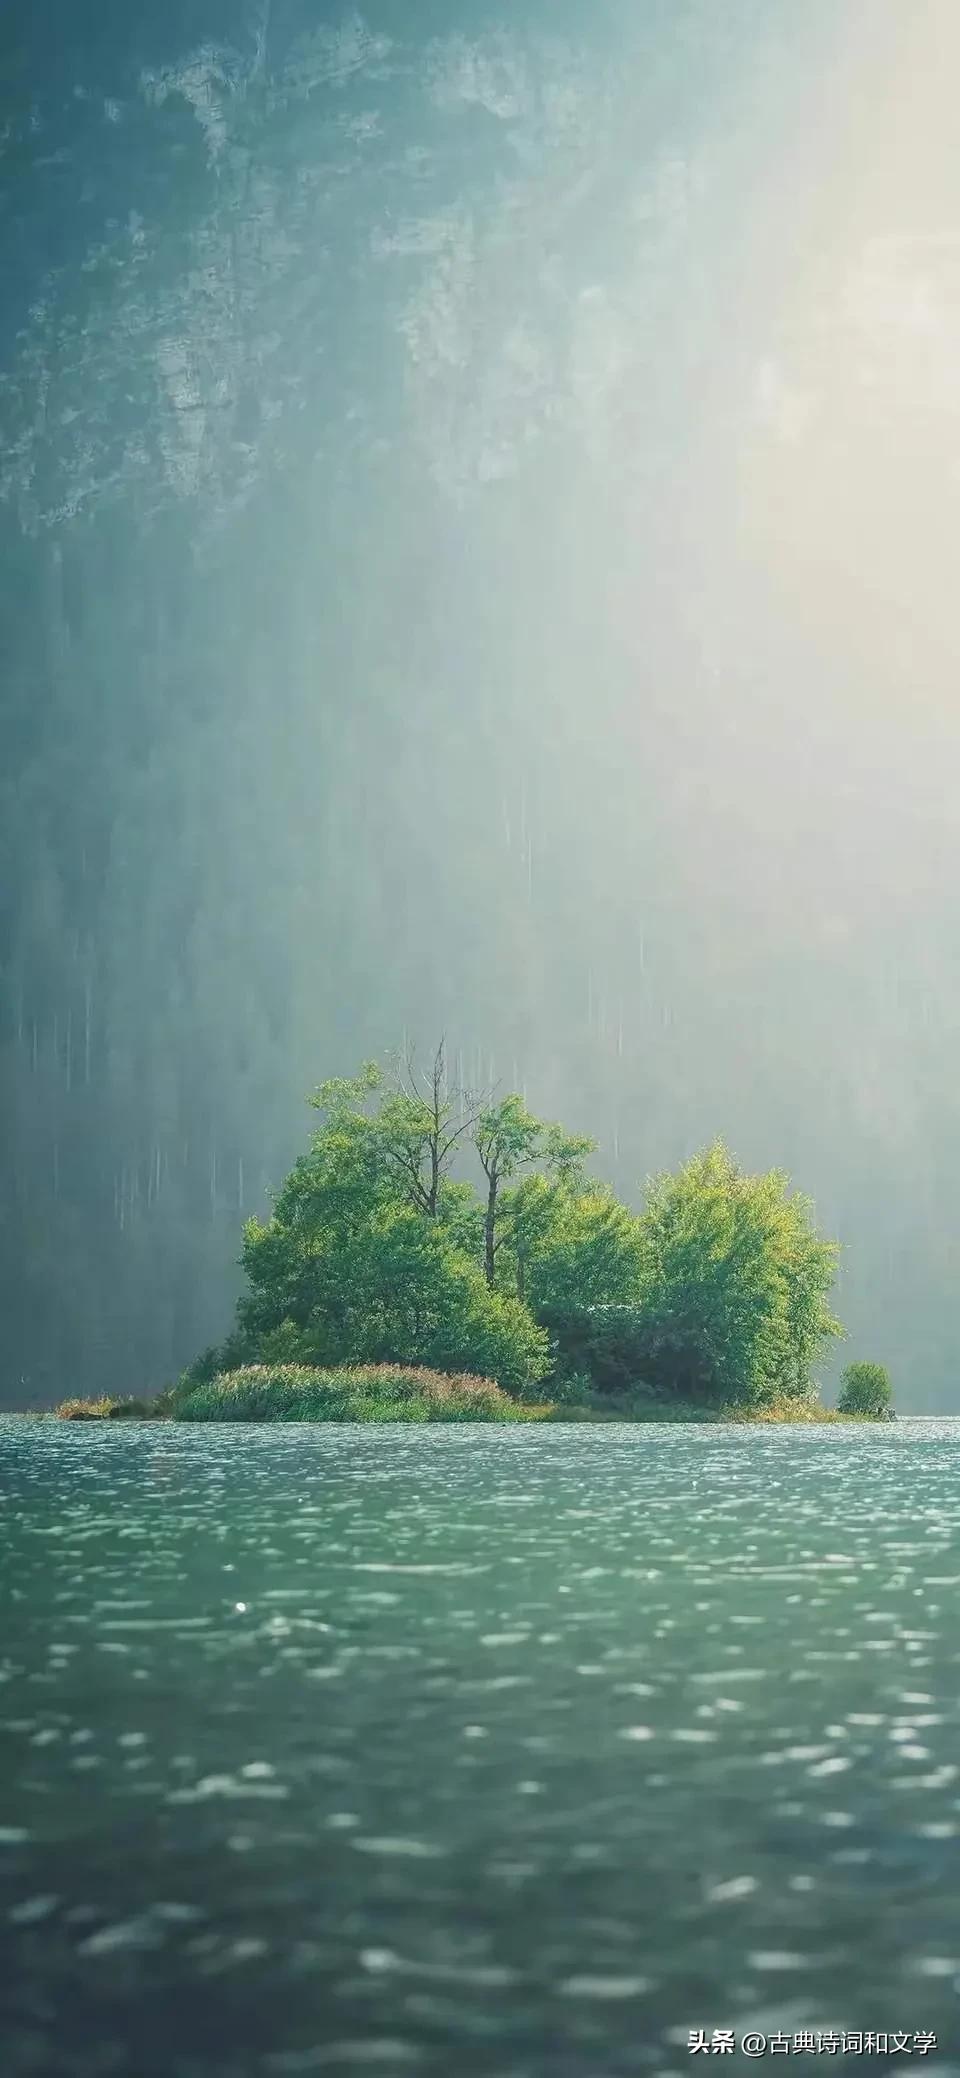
top-left (837, 1361), bottom-right (893, 1417)
top-left (172, 1362), bottom-right (544, 1423)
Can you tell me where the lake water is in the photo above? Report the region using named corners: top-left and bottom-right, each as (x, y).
top-left (1, 1419), bottom-right (959, 2078)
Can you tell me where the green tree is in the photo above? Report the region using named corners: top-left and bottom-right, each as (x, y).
top-left (209, 1055), bottom-right (549, 1393)
top-left (308, 1041), bottom-right (481, 1221)
top-left (837, 1360), bottom-right (893, 1417)
top-left (473, 1094), bottom-right (594, 1287)
top-left (632, 1142), bottom-right (841, 1406)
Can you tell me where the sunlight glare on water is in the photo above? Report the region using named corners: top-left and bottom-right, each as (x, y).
top-left (1, 1418), bottom-right (960, 2076)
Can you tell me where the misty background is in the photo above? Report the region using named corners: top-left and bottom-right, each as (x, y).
top-left (2, 0), bottom-right (959, 1410)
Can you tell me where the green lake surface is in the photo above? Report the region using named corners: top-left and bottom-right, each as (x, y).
top-left (1, 1418), bottom-right (959, 2077)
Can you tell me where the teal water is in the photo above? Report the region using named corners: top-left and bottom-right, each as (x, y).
top-left (1, 1418), bottom-right (959, 2077)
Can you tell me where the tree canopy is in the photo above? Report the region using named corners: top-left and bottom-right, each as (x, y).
top-left (184, 1048), bottom-right (844, 1410)
top-left (631, 1144), bottom-right (842, 1406)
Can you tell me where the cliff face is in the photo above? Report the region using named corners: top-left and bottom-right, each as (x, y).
top-left (3, 4), bottom-right (958, 1408)
top-left (0, 2), bottom-right (688, 1402)
top-left (2, 1), bottom-right (665, 1401)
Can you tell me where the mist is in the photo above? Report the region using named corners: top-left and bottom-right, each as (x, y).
top-left (3, 0), bottom-right (959, 1409)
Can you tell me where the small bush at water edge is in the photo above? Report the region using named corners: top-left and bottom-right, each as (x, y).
top-left (836, 1361), bottom-right (893, 1417)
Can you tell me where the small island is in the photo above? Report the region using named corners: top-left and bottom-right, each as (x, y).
top-left (53, 1045), bottom-right (894, 1427)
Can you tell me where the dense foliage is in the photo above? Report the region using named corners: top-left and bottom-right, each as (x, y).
top-left (539, 1148), bottom-right (842, 1408)
top-left (538, 1306), bottom-right (661, 1402)
top-left (837, 1361), bottom-right (893, 1416)
top-left (182, 1052), bottom-right (844, 1412)
top-left (627, 1145), bottom-right (842, 1407)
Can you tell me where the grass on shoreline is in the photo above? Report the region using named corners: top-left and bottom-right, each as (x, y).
top-left (56, 1365), bottom-right (550, 1424)
top-left (49, 1367), bottom-right (881, 1424)
top-left (545, 1391), bottom-right (870, 1424)
top-left (171, 1363), bottom-right (549, 1423)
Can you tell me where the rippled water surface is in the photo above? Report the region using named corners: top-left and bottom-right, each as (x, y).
top-left (2, 1419), bottom-right (960, 2077)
